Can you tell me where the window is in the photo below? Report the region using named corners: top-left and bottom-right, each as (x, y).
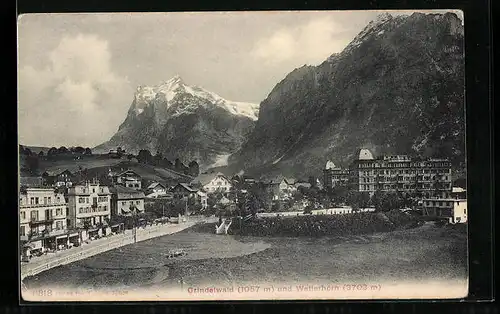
top-left (464, 208), bottom-right (467, 214)
top-left (35, 197), bottom-right (39, 205)
top-left (44, 197), bottom-right (47, 204)
top-left (86, 198), bottom-right (89, 203)
top-left (136, 201), bottom-right (140, 204)
top-left (93, 188), bottom-right (95, 193)
top-left (30, 211), bottom-right (38, 221)
top-left (20, 212), bottom-right (26, 220)
top-left (122, 201), bottom-right (126, 206)
top-left (20, 226), bottom-right (25, 236)
top-left (79, 197), bottom-right (85, 203)
top-left (48, 197), bottom-right (51, 204)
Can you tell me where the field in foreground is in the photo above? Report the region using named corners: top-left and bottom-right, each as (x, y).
top-left (23, 221), bottom-right (467, 296)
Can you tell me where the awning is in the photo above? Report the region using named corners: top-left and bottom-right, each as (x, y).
top-left (56, 235), bottom-right (68, 240)
top-left (30, 240), bottom-right (43, 250)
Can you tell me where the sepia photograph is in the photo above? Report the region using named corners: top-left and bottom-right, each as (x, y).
top-left (18, 10), bottom-right (467, 301)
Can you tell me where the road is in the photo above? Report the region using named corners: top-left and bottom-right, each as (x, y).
top-left (21, 216), bottom-right (218, 279)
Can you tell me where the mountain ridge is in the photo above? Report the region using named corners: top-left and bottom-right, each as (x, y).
top-left (94, 76), bottom-right (260, 170)
top-left (228, 12), bottom-right (465, 179)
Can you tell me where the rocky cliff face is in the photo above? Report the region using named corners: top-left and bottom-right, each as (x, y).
top-left (94, 76), bottom-right (259, 170)
top-left (228, 12), bottom-right (465, 178)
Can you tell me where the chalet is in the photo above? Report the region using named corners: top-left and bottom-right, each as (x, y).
top-left (42, 169), bottom-right (74, 188)
top-left (110, 185), bottom-right (145, 216)
top-left (421, 197), bottom-right (467, 224)
top-left (265, 177), bottom-right (297, 201)
top-left (112, 169), bottom-right (142, 190)
top-left (191, 172), bottom-right (233, 195)
top-left (145, 182), bottom-right (168, 198)
top-left (171, 183), bottom-right (199, 199)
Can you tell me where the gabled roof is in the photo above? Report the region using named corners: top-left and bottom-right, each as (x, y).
top-left (110, 185), bottom-right (145, 199)
top-left (116, 169), bottom-right (141, 177)
top-left (266, 175), bottom-right (296, 185)
top-left (147, 182), bottom-right (166, 190)
top-left (173, 183), bottom-right (198, 193)
top-left (191, 172), bottom-right (229, 186)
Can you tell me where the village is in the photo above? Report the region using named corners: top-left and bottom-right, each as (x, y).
top-left (19, 144), bottom-right (468, 264)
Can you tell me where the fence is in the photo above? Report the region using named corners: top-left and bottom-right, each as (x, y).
top-left (21, 233), bottom-right (133, 279)
top-left (20, 218), bottom-right (215, 280)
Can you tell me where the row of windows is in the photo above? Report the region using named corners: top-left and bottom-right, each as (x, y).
top-left (20, 207), bottom-right (66, 220)
top-left (359, 183), bottom-right (449, 191)
top-left (359, 169), bottom-right (451, 175)
top-left (79, 196), bottom-right (109, 204)
top-left (358, 162), bottom-right (451, 168)
top-left (19, 223), bottom-right (65, 236)
top-left (424, 201), bottom-right (454, 207)
top-left (78, 206), bottom-right (108, 214)
top-left (121, 200), bottom-right (141, 206)
top-left (209, 186), bottom-right (229, 191)
top-left (361, 176), bottom-right (450, 183)
top-left (28, 196), bottom-right (63, 205)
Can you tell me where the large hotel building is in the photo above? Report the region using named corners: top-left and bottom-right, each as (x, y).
top-left (323, 148), bottom-right (464, 220)
top-left (348, 148), bottom-right (452, 198)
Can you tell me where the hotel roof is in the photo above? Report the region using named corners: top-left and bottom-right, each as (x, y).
top-left (358, 149), bottom-right (374, 160)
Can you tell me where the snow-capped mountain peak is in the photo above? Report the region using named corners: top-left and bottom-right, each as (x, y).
top-left (133, 76), bottom-right (260, 120)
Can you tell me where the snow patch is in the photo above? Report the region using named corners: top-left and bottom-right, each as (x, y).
top-left (272, 155), bottom-right (285, 165)
top-left (210, 153), bottom-right (231, 168)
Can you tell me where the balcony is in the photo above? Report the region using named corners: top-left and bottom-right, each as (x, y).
top-left (27, 228), bottom-right (68, 241)
top-left (29, 217), bottom-right (54, 226)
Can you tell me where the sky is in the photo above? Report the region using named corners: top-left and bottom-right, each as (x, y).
top-left (17, 10), bottom-right (463, 148)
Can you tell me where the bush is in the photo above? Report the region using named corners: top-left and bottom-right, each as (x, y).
top-left (236, 211), bottom-right (420, 237)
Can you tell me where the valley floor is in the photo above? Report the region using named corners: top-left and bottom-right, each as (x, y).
top-left (22, 221), bottom-right (467, 301)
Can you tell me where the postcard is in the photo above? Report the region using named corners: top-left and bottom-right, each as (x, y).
top-left (18, 10), bottom-right (467, 301)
